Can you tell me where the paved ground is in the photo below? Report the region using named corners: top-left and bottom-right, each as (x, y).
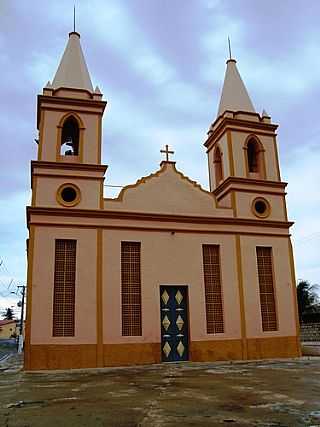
top-left (0, 356), bottom-right (320, 426)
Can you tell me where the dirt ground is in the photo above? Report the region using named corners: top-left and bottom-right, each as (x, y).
top-left (0, 356), bottom-right (320, 427)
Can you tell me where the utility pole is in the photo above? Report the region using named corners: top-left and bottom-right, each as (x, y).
top-left (15, 286), bottom-right (26, 353)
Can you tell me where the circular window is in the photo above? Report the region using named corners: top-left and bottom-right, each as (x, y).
top-left (57, 183), bottom-right (81, 207)
top-left (61, 186), bottom-right (77, 203)
top-left (252, 197), bottom-right (270, 218)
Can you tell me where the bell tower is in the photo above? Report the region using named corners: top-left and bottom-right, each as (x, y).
top-left (205, 57), bottom-right (287, 222)
top-left (32, 31), bottom-right (107, 210)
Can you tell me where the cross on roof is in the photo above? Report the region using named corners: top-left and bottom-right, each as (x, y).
top-left (160, 144), bottom-right (174, 162)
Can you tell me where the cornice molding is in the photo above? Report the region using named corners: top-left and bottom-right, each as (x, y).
top-left (31, 160), bottom-right (107, 173)
top-left (213, 176), bottom-right (287, 197)
top-left (30, 161), bottom-right (107, 188)
top-left (27, 206), bottom-right (293, 229)
top-left (37, 95), bottom-right (107, 128)
top-left (205, 116), bottom-right (278, 150)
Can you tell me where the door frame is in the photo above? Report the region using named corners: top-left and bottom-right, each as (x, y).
top-left (159, 284), bottom-right (190, 362)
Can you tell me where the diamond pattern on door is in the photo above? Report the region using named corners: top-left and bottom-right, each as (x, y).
top-left (175, 290), bottom-right (183, 305)
top-left (177, 341), bottom-right (185, 357)
top-left (163, 342), bottom-right (171, 358)
top-left (161, 290), bottom-right (170, 305)
top-left (162, 315), bottom-right (171, 331)
top-left (160, 286), bottom-right (189, 362)
top-left (176, 315), bottom-right (184, 331)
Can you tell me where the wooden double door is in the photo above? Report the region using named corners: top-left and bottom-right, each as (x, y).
top-left (160, 286), bottom-right (189, 362)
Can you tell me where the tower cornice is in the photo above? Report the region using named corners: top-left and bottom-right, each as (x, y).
top-left (213, 176), bottom-right (287, 199)
top-left (204, 114), bottom-right (278, 151)
top-left (37, 94), bottom-right (107, 129)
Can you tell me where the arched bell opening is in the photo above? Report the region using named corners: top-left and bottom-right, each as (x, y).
top-left (60, 116), bottom-right (80, 156)
top-left (214, 146), bottom-right (223, 186)
top-left (244, 136), bottom-right (266, 179)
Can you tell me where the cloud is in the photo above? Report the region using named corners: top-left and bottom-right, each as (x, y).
top-left (284, 144), bottom-right (320, 285)
top-left (82, 0), bottom-right (176, 87)
top-left (0, 191), bottom-right (29, 283)
top-left (0, 0), bottom-right (319, 308)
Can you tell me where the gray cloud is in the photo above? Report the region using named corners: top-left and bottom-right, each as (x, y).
top-left (0, 0), bottom-right (319, 301)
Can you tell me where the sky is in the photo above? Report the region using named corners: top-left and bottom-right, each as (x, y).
top-left (0, 0), bottom-right (319, 315)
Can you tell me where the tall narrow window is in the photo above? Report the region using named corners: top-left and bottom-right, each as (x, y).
top-left (256, 247), bottom-right (277, 331)
top-left (214, 146), bottom-right (223, 185)
top-left (121, 242), bottom-right (142, 336)
top-left (61, 116), bottom-right (79, 156)
top-left (53, 239), bottom-right (76, 337)
top-left (245, 138), bottom-right (265, 178)
top-left (202, 245), bottom-right (224, 333)
top-left (247, 139), bottom-right (259, 173)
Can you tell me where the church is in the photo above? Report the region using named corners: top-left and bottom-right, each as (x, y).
top-left (24, 30), bottom-right (301, 370)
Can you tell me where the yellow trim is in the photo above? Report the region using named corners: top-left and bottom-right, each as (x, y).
top-left (37, 110), bottom-right (45, 160)
top-left (214, 176), bottom-right (287, 196)
top-left (207, 150), bottom-right (212, 192)
top-left (247, 336), bottom-right (300, 359)
top-left (24, 225), bottom-right (35, 370)
top-left (79, 125), bottom-right (84, 163)
top-left (25, 336), bottom-right (300, 370)
top-left (27, 206), bottom-right (293, 228)
top-left (227, 131), bottom-right (235, 176)
top-left (288, 238), bottom-right (302, 356)
top-left (269, 247), bottom-right (280, 332)
top-left (282, 195), bottom-right (288, 222)
top-left (205, 116), bottom-right (278, 150)
top-left (217, 188), bottom-right (286, 200)
top-left (96, 229), bottom-right (104, 367)
top-left (33, 173), bottom-right (104, 181)
top-left (251, 197), bottom-right (271, 219)
top-left (56, 125), bottom-right (62, 161)
top-left (56, 183), bottom-right (81, 207)
top-left (273, 136), bottom-right (282, 181)
top-left (235, 235), bottom-right (248, 359)
top-left (26, 222), bottom-right (291, 238)
top-left (100, 181), bottom-right (104, 209)
top-left (97, 116), bottom-right (102, 164)
top-left (231, 191), bottom-right (237, 218)
top-left (31, 176), bottom-right (37, 207)
top-left (41, 106), bottom-right (105, 116)
top-left (31, 160), bottom-right (107, 173)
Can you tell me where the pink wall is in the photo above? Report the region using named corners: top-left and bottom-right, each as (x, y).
top-left (103, 230), bottom-right (241, 344)
top-left (31, 227), bottom-right (97, 344)
top-left (241, 235), bottom-right (296, 338)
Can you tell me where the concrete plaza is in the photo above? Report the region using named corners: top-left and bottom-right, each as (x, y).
top-left (0, 356), bottom-right (320, 426)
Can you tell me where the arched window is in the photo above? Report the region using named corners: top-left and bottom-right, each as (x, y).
top-left (60, 116), bottom-right (79, 156)
top-left (247, 139), bottom-right (259, 173)
top-left (214, 146), bottom-right (223, 185)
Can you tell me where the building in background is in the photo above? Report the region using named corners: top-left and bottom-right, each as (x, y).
top-left (0, 320), bottom-right (18, 340)
top-left (25, 30), bottom-right (300, 370)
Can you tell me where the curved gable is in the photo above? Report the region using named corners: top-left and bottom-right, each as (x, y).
top-left (105, 162), bottom-right (230, 216)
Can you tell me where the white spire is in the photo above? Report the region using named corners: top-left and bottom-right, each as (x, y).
top-left (217, 59), bottom-right (255, 116)
top-left (52, 32), bottom-right (93, 92)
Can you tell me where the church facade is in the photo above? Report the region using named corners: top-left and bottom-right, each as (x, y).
top-left (25, 31), bottom-right (301, 370)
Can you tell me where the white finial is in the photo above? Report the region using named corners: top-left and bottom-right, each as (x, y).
top-left (73, 5), bottom-right (76, 32)
top-left (228, 36), bottom-right (232, 60)
top-left (262, 109), bottom-right (269, 117)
